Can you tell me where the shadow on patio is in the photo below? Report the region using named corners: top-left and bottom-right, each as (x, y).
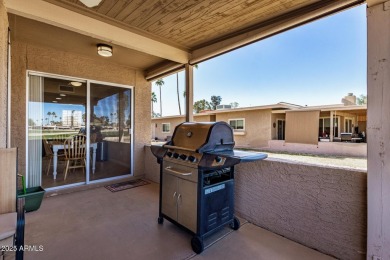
top-left (19, 182), bottom-right (334, 260)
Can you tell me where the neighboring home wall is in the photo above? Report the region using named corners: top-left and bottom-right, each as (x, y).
top-left (152, 114), bottom-right (214, 140)
top-left (334, 111), bottom-right (358, 134)
top-left (268, 140), bottom-right (367, 157)
top-left (285, 110), bottom-right (319, 145)
top-left (152, 116), bottom-right (185, 140)
top-left (10, 41), bottom-right (150, 177)
top-left (215, 109), bottom-right (271, 148)
top-left (357, 115), bottom-right (366, 133)
top-left (0, 0), bottom-right (7, 148)
top-left (271, 113), bottom-right (285, 140)
top-left (235, 159), bottom-right (367, 260)
top-left (195, 114), bottom-right (213, 122)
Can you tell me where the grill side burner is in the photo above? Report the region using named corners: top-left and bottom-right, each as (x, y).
top-left (151, 122), bottom-right (267, 254)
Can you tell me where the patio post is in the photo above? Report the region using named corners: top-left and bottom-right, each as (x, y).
top-left (330, 111), bottom-right (334, 142)
top-left (367, 0), bottom-right (390, 259)
top-left (185, 64), bottom-right (193, 122)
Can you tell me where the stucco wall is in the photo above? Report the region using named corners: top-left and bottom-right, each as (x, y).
top-left (194, 114), bottom-right (213, 122)
top-left (152, 114), bottom-right (213, 140)
top-left (271, 113), bottom-right (285, 140)
top-left (0, 0), bottom-right (8, 148)
top-left (11, 41), bottom-right (150, 177)
top-left (235, 159), bottom-right (367, 260)
top-left (152, 116), bottom-right (185, 140)
top-left (215, 109), bottom-right (271, 148)
top-left (143, 147), bottom-right (367, 259)
top-left (268, 140), bottom-right (367, 157)
top-left (144, 145), bottom-right (160, 183)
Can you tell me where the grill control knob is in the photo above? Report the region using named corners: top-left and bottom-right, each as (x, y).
top-left (173, 153), bottom-right (179, 159)
top-left (188, 156), bottom-right (197, 163)
top-left (179, 154), bottom-right (187, 160)
top-left (166, 152), bottom-right (173, 157)
top-left (215, 156), bottom-right (223, 163)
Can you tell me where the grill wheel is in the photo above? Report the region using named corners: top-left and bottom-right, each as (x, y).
top-left (191, 236), bottom-right (204, 254)
top-left (230, 217), bottom-right (240, 230)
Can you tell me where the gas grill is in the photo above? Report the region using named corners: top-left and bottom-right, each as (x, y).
top-left (151, 122), bottom-right (267, 253)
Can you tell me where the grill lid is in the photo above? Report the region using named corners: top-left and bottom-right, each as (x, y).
top-left (164, 122), bottom-right (235, 153)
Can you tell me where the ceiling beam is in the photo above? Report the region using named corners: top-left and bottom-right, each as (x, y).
top-left (191, 0), bottom-right (365, 64)
top-left (5, 0), bottom-right (190, 64)
top-left (145, 61), bottom-right (184, 81)
top-left (366, 0), bottom-right (388, 7)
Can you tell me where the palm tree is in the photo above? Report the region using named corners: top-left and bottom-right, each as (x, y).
top-left (151, 92), bottom-right (157, 116)
top-left (155, 79), bottom-right (165, 116)
top-left (47, 112), bottom-right (52, 125)
top-left (52, 112), bottom-right (57, 124)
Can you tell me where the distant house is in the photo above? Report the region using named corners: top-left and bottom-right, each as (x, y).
top-left (152, 94), bottom-right (367, 156)
top-left (152, 102), bottom-right (300, 146)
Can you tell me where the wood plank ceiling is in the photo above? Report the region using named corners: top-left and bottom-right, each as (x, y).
top-left (48, 0), bottom-right (319, 49)
top-left (20, 0), bottom-right (364, 77)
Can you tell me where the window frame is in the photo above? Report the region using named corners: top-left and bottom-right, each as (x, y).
top-left (228, 118), bottom-right (245, 131)
top-left (344, 117), bottom-right (354, 133)
top-left (162, 123), bottom-right (171, 133)
top-left (319, 116), bottom-right (340, 137)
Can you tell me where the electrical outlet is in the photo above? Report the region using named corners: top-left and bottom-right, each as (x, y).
top-left (373, 256), bottom-right (381, 260)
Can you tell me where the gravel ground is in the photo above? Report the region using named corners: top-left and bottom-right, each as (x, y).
top-left (256, 151), bottom-right (367, 170)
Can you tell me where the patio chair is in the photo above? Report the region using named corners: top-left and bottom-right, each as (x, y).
top-left (42, 138), bottom-right (65, 176)
top-left (0, 148), bottom-right (25, 260)
top-left (63, 135), bottom-right (87, 180)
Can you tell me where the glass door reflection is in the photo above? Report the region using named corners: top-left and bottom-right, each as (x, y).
top-left (89, 83), bottom-right (132, 181)
top-left (38, 76), bottom-right (87, 188)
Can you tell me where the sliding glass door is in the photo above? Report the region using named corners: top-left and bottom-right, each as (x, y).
top-left (27, 72), bottom-right (133, 189)
top-left (88, 83), bottom-right (133, 181)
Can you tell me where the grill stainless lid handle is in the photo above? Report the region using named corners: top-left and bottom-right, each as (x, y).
top-left (165, 166), bottom-right (192, 176)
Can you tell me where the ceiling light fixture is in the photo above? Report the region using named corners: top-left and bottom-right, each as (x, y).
top-left (60, 94), bottom-right (67, 97)
top-left (97, 44), bottom-right (113, 57)
top-left (70, 81), bottom-right (82, 87)
top-left (56, 97), bottom-right (62, 100)
top-left (52, 101), bottom-right (58, 103)
top-left (79, 0), bottom-right (103, 8)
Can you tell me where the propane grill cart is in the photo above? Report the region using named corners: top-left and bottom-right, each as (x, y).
top-left (151, 122), bottom-right (267, 253)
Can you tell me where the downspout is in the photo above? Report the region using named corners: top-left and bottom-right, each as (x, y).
top-left (6, 28), bottom-right (11, 148)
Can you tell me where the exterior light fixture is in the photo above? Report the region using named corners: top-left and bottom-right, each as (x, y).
top-left (70, 81), bottom-right (82, 87)
top-left (79, 0), bottom-right (103, 8)
top-left (97, 44), bottom-right (113, 57)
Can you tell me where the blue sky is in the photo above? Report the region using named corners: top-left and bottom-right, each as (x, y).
top-left (41, 92), bottom-right (130, 125)
top-left (152, 5), bottom-right (367, 117)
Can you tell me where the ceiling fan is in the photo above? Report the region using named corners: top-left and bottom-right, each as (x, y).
top-left (79, 0), bottom-right (103, 8)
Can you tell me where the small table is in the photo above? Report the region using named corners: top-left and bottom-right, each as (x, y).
top-left (52, 142), bottom-right (98, 180)
top-left (351, 137), bottom-right (363, 143)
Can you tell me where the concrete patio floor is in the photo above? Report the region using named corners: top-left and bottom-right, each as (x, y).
top-left (17, 181), bottom-right (334, 260)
